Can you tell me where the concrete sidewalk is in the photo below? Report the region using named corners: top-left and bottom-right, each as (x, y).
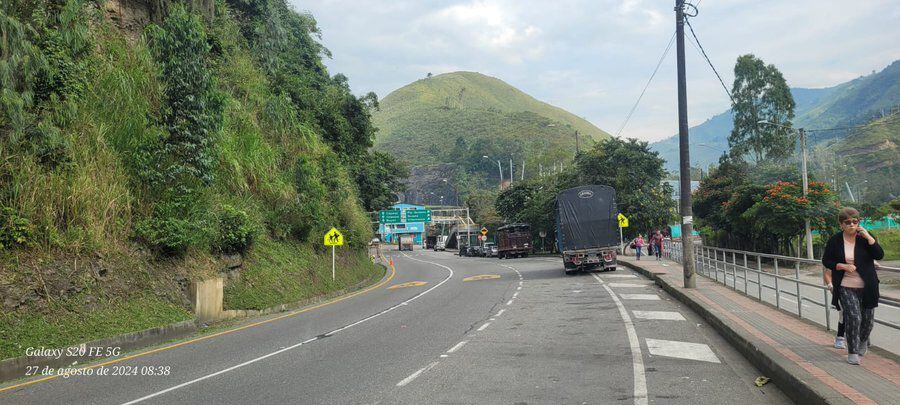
top-left (619, 256), bottom-right (900, 405)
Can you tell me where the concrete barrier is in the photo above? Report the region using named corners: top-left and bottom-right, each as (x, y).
top-left (191, 277), bottom-right (225, 322)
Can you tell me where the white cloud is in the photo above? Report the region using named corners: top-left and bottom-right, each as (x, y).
top-left (292, 0), bottom-right (900, 142)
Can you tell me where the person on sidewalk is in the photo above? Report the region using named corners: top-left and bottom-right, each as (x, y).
top-left (633, 234), bottom-right (645, 260)
top-left (651, 230), bottom-right (664, 261)
top-left (822, 207), bottom-right (884, 365)
top-left (823, 268), bottom-right (846, 349)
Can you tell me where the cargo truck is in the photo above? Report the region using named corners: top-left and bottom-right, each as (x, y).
top-left (555, 185), bottom-right (618, 274)
top-left (497, 223), bottom-right (532, 259)
top-left (398, 234), bottom-right (414, 251)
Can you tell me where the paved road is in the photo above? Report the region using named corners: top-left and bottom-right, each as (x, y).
top-left (0, 249), bottom-right (788, 404)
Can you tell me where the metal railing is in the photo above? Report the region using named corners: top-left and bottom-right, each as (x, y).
top-left (661, 240), bottom-right (900, 333)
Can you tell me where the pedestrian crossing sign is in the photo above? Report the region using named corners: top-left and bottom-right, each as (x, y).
top-left (324, 227), bottom-right (344, 246)
top-left (617, 213), bottom-right (629, 228)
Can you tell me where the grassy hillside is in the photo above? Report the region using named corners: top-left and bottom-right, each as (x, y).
top-left (0, 0), bottom-right (381, 360)
top-left (373, 71), bottom-right (610, 166)
top-left (816, 111), bottom-right (899, 203)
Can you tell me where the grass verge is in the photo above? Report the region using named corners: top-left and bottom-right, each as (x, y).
top-left (224, 236), bottom-right (381, 310)
top-left (0, 296), bottom-right (191, 361)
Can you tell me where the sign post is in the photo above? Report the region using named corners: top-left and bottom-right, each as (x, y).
top-left (617, 214), bottom-right (629, 250)
top-left (324, 227), bottom-right (344, 281)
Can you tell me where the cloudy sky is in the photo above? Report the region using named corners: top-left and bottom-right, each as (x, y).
top-left (289, 0), bottom-right (900, 142)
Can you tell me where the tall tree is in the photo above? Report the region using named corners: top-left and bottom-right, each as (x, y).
top-left (729, 54), bottom-right (796, 163)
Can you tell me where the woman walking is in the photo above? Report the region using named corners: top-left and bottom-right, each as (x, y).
top-left (651, 230), bottom-right (664, 261)
top-left (822, 207), bottom-right (884, 365)
top-left (633, 234), bottom-right (645, 260)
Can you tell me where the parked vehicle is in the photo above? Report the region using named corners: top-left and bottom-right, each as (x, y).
top-left (556, 185), bottom-right (618, 274)
top-left (489, 245), bottom-right (499, 257)
top-left (497, 223), bottom-right (532, 259)
top-left (482, 242), bottom-right (497, 257)
top-left (369, 237), bottom-right (380, 246)
top-left (398, 234), bottom-right (414, 251)
top-left (434, 235), bottom-right (447, 251)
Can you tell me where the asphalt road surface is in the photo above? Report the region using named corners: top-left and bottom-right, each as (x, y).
top-left (0, 248), bottom-right (789, 404)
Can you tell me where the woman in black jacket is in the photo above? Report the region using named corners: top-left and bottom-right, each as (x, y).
top-left (821, 207), bottom-right (884, 365)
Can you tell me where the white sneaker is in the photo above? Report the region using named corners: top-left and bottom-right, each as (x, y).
top-left (834, 336), bottom-right (846, 349)
top-left (847, 353), bottom-right (860, 365)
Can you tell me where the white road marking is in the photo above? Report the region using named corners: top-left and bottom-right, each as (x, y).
top-left (604, 274), bottom-right (639, 278)
top-left (477, 322), bottom-right (491, 331)
top-left (506, 299), bottom-right (514, 305)
top-left (619, 294), bottom-right (660, 301)
top-left (608, 283), bottom-right (649, 288)
top-left (496, 309), bottom-right (506, 316)
top-left (632, 311), bottom-right (686, 321)
top-left (512, 292), bottom-right (519, 298)
top-left (122, 251), bottom-right (454, 405)
top-left (591, 273), bottom-right (647, 405)
top-left (440, 355), bottom-right (448, 358)
top-left (517, 286), bottom-right (522, 291)
top-left (447, 341), bottom-right (468, 353)
top-left (396, 361), bottom-right (440, 387)
top-left (645, 339), bottom-right (720, 363)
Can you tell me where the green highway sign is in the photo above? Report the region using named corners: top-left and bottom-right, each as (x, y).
top-left (378, 210), bottom-right (402, 223)
top-left (404, 209), bottom-right (432, 223)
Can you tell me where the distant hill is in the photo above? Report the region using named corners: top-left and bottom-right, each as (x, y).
top-left (373, 72), bottom-right (610, 167)
top-left (651, 60), bottom-right (900, 172)
top-left (814, 111), bottom-right (899, 202)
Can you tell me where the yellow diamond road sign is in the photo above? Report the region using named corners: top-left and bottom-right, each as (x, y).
top-left (324, 227), bottom-right (344, 246)
top-left (481, 227), bottom-right (488, 236)
top-left (617, 213), bottom-right (629, 228)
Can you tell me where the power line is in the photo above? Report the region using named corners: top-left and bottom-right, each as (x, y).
top-left (615, 32), bottom-right (676, 137)
top-left (684, 17), bottom-right (733, 104)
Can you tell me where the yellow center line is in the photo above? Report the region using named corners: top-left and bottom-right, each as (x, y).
top-left (0, 259), bottom-right (397, 394)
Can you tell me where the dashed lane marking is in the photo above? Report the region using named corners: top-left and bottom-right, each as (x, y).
top-left (477, 322), bottom-right (491, 332)
top-left (396, 361), bottom-right (440, 387)
top-left (496, 309), bottom-right (506, 316)
top-left (604, 274), bottom-right (639, 278)
top-left (462, 274), bottom-right (501, 282)
top-left (632, 311), bottom-right (686, 321)
top-left (447, 341), bottom-right (468, 353)
top-left (645, 339), bottom-right (720, 363)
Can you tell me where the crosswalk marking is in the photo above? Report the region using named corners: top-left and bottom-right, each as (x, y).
top-left (619, 294), bottom-right (660, 301)
top-left (645, 339), bottom-right (720, 363)
top-left (632, 311), bottom-right (685, 321)
top-left (608, 283), bottom-right (649, 288)
top-left (604, 274), bottom-right (639, 278)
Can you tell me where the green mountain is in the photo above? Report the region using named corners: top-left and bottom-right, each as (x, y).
top-left (651, 60), bottom-right (900, 172)
top-left (373, 72), bottom-right (610, 168)
top-left (813, 111), bottom-right (899, 202)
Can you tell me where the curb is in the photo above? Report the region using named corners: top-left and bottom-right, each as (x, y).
top-left (0, 319), bottom-right (198, 384)
top-left (620, 260), bottom-right (849, 405)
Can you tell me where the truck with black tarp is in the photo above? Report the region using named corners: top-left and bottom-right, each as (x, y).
top-left (555, 185), bottom-right (618, 274)
top-left (497, 223), bottom-right (532, 259)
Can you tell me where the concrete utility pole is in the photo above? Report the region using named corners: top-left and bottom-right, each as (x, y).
top-left (575, 130), bottom-right (580, 155)
top-left (799, 128), bottom-right (813, 259)
top-left (509, 158), bottom-right (513, 186)
top-left (675, 0), bottom-right (696, 288)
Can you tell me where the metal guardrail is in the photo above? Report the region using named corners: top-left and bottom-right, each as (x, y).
top-left (661, 240), bottom-right (900, 332)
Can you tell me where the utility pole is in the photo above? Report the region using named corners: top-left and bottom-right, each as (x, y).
top-left (521, 160), bottom-right (525, 180)
top-left (509, 158), bottom-right (513, 186)
top-left (676, 0), bottom-right (696, 288)
top-left (799, 128), bottom-right (813, 259)
top-left (575, 130), bottom-right (580, 155)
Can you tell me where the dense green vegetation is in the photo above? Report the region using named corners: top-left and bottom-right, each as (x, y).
top-left (0, 0), bottom-right (396, 359)
top-left (373, 71), bottom-right (609, 184)
top-left (495, 137), bottom-right (676, 248)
